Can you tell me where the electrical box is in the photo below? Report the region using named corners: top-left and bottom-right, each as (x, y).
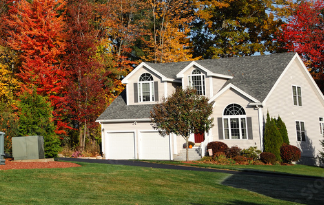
top-left (0, 132), bottom-right (5, 165)
top-left (12, 136), bottom-right (45, 160)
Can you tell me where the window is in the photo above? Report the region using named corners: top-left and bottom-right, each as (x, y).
top-left (292, 86), bottom-right (302, 106)
top-left (223, 104), bottom-right (247, 139)
top-left (138, 73), bottom-right (154, 102)
top-left (320, 117), bottom-right (324, 135)
top-left (296, 121), bottom-right (306, 141)
top-left (188, 69), bottom-right (205, 95)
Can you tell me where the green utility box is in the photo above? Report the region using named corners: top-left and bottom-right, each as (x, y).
top-left (12, 136), bottom-right (45, 160)
top-left (0, 132), bottom-right (5, 165)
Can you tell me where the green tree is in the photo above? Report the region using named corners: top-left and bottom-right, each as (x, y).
top-left (275, 116), bottom-right (289, 145)
top-left (150, 88), bottom-right (214, 161)
top-left (319, 136), bottom-right (324, 164)
top-left (17, 89), bottom-right (60, 158)
top-left (264, 112), bottom-right (283, 162)
top-left (0, 101), bottom-right (19, 155)
top-left (191, 0), bottom-right (289, 59)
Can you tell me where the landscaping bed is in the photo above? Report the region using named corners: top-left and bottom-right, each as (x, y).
top-left (0, 158), bottom-right (81, 170)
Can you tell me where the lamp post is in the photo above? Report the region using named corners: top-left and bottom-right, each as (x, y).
top-left (0, 132), bottom-right (5, 165)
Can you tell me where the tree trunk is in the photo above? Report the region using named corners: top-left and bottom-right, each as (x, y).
top-left (186, 137), bottom-right (189, 161)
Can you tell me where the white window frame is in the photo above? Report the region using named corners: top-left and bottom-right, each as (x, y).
top-left (319, 117), bottom-right (324, 135)
top-left (292, 85), bottom-right (302, 106)
top-left (296, 121), bottom-right (306, 141)
top-left (188, 69), bottom-right (206, 95)
top-left (222, 104), bottom-right (248, 140)
top-left (138, 73), bottom-right (155, 102)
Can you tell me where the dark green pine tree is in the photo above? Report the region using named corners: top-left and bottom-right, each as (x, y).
top-left (17, 89), bottom-right (60, 158)
top-left (264, 112), bottom-right (283, 162)
top-left (276, 116), bottom-right (289, 145)
top-left (319, 136), bottom-right (324, 163)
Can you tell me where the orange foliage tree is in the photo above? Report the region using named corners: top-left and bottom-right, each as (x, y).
top-left (3, 0), bottom-right (68, 133)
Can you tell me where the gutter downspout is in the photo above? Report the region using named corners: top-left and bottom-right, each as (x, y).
top-left (249, 102), bottom-right (264, 151)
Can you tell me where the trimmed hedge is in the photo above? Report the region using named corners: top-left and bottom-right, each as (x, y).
top-left (260, 152), bottom-right (276, 164)
top-left (280, 144), bottom-right (301, 163)
top-left (207, 141), bottom-right (228, 156)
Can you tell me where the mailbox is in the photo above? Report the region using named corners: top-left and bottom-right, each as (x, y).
top-left (0, 132), bottom-right (5, 165)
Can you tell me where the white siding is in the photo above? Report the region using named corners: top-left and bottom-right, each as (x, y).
top-left (264, 58), bottom-right (324, 159)
top-left (211, 88), bottom-right (260, 149)
top-left (126, 67), bottom-right (164, 105)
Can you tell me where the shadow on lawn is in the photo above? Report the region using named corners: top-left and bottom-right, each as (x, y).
top-left (221, 172), bottom-right (324, 205)
top-left (190, 201), bottom-right (261, 205)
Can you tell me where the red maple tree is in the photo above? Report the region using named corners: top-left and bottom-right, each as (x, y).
top-left (277, 0), bottom-right (324, 72)
top-left (4, 0), bottom-right (68, 134)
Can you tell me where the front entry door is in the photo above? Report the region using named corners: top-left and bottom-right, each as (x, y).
top-left (194, 132), bottom-right (205, 143)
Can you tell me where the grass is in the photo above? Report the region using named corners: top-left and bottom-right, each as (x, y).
top-left (146, 160), bottom-right (324, 178)
top-left (0, 161), bottom-right (315, 204)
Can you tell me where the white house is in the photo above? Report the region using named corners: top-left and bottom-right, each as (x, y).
top-left (96, 52), bottom-right (324, 166)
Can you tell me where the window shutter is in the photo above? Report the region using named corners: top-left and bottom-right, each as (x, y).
top-left (247, 117), bottom-right (253, 140)
top-left (134, 83), bottom-right (138, 103)
top-left (154, 81), bottom-right (159, 101)
top-left (218, 118), bottom-right (223, 140)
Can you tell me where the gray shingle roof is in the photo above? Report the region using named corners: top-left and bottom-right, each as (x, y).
top-left (97, 52), bottom-right (296, 121)
top-left (96, 90), bottom-right (154, 121)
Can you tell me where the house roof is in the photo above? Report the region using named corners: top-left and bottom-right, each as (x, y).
top-left (96, 90), bottom-right (154, 122)
top-left (97, 52), bottom-right (296, 121)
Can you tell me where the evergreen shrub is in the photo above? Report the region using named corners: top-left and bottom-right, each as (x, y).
top-left (263, 112), bottom-right (283, 161)
top-left (276, 116), bottom-right (290, 145)
top-left (280, 144), bottom-right (301, 163)
top-left (260, 152), bottom-right (276, 164)
top-left (207, 141), bottom-right (228, 156)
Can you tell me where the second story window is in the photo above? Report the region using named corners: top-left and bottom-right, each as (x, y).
top-left (138, 73), bottom-right (154, 102)
top-left (189, 69), bottom-right (205, 95)
top-left (292, 85), bottom-right (302, 106)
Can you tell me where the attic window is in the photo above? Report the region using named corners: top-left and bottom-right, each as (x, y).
top-left (138, 73), bottom-right (155, 102)
top-left (189, 69), bottom-right (205, 95)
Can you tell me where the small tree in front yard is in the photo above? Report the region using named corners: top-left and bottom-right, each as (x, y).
top-left (150, 88), bottom-right (214, 161)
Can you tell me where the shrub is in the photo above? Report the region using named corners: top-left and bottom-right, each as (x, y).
top-left (280, 144), bottom-right (301, 163)
top-left (225, 146), bottom-right (241, 158)
top-left (275, 116), bottom-right (290, 145)
top-left (207, 141), bottom-right (228, 156)
top-left (241, 146), bottom-right (261, 160)
top-left (263, 112), bottom-right (282, 161)
top-left (260, 152), bottom-right (276, 164)
top-left (233, 155), bottom-right (247, 162)
top-left (72, 151), bottom-right (83, 158)
top-left (214, 154), bottom-right (236, 165)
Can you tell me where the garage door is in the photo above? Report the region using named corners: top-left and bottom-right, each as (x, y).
top-left (106, 132), bottom-right (135, 159)
top-left (140, 132), bottom-right (170, 160)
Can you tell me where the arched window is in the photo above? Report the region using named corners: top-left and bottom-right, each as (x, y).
top-left (188, 69), bottom-right (205, 95)
top-left (223, 104), bottom-right (247, 139)
top-left (138, 73), bottom-right (154, 102)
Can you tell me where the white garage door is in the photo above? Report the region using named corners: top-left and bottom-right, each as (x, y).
top-left (140, 132), bottom-right (170, 160)
top-left (106, 132), bottom-right (135, 159)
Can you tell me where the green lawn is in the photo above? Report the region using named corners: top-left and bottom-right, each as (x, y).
top-left (0, 161), bottom-right (318, 204)
top-left (147, 160), bottom-right (324, 178)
